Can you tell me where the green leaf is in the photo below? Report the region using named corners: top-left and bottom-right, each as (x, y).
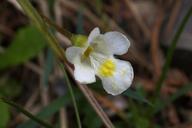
top-left (123, 89), bottom-right (152, 106)
top-left (0, 102), bottom-right (10, 128)
top-left (0, 25), bottom-right (46, 69)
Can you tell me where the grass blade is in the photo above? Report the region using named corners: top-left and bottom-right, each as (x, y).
top-left (155, 6), bottom-right (192, 96)
top-left (123, 90), bottom-right (152, 106)
top-left (59, 63), bottom-right (82, 128)
top-left (0, 97), bottom-right (53, 128)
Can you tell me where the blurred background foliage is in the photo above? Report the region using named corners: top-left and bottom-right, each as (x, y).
top-left (0, 0), bottom-right (192, 128)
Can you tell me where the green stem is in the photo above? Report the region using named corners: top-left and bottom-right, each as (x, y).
top-left (155, 6), bottom-right (192, 96)
top-left (39, 13), bottom-right (73, 39)
top-left (17, 0), bottom-right (65, 60)
top-left (0, 97), bottom-right (53, 128)
top-left (59, 63), bottom-right (82, 128)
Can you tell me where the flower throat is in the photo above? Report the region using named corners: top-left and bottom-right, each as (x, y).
top-left (82, 46), bottom-right (94, 59)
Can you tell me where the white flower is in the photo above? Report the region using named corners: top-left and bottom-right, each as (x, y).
top-left (65, 27), bottom-right (134, 95)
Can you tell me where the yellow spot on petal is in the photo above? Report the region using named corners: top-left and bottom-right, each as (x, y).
top-left (98, 59), bottom-right (116, 77)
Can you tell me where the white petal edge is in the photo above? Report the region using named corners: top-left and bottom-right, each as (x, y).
top-left (103, 32), bottom-right (130, 55)
top-left (88, 27), bottom-right (100, 44)
top-left (100, 59), bottom-right (134, 95)
top-left (65, 46), bottom-right (84, 64)
top-left (74, 62), bottom-right (96, 84)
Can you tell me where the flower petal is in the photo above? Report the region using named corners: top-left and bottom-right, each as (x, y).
top-left (65, 46), bottom-right (84, 64)
top-left (74, 62), bottom-right (96, 84)
top-left (100, 59), bottom-right (134, 95)
top-left (66, 47), bottom-right (96, 84)
top-left (88, 27), bottom-right (100, 44)
top-left (103, 32), bottom-right (130, 55)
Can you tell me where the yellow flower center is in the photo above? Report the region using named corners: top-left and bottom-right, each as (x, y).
top-left (98, 59), bottom-right (116, 77)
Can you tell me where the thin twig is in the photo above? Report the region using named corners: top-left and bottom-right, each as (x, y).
top-left (93, 91), bottom-right (129, 123)
top-left (39, 54), bottom-right (49, 106)
top-left (60, 108), bottom-right (68, 128)
top-left (150, 9), bottom-right (164, 80)
top-left (165, 1), bottom-right (181, 38)
top-left (54, 0), bottom-right (72, 47)
top-left (8, 0), bottom-right (22, 10)
top-left (36, 0), bottom-right (50, 17)
top-left (124, 0), bottom-right (150, 39)
top-left (40, 13), bottom-right (73, 40)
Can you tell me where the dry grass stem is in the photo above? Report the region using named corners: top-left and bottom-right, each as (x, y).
top-left (165, 1), bottom-right (181, 38)
top-left (60, 108), bottom-right (68, 128)
top-left (150, 10), bottom-right (164, 80)
top-left (125, 0), bottom-right (151, 39)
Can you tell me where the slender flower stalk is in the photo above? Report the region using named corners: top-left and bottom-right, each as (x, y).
top-left (60, 63), bottom-right (82, 128)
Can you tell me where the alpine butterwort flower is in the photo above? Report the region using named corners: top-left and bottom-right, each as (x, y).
top-left (66, 27), bottom-right (134, 95)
